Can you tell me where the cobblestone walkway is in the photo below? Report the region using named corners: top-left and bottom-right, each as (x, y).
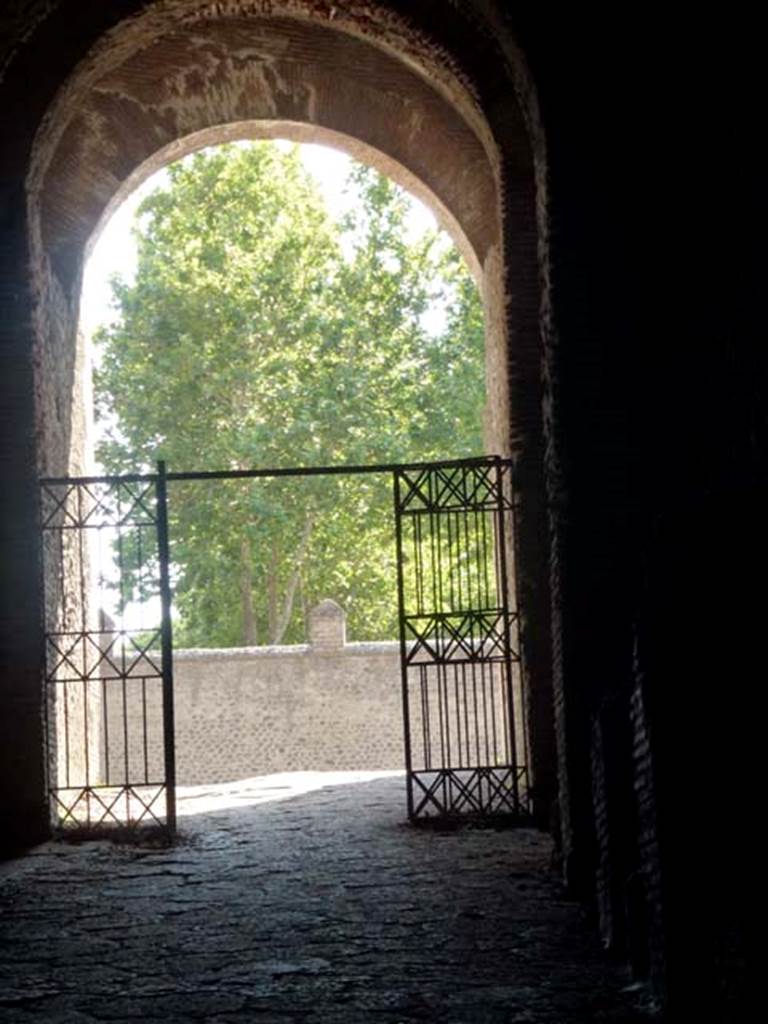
top-left (0, 773), bottom-right (647, 1023)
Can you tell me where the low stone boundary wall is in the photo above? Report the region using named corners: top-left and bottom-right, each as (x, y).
top-left (172, 641), bottom-right (403, 784)
top-left (106, 600), bottom-right (405, 785)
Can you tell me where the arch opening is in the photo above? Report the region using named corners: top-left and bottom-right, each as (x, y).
top-left (25, 0), bottom-right (554, 829)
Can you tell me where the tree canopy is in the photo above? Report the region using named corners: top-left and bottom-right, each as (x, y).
top-left (94, 142), bottom-right (486, 644)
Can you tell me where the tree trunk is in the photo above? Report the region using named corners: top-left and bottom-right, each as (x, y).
top-left (267, 536), bottom-right (279, 642)
top-left (240, 536), bottom-right (257, 646)
top-left (299, 572), bottom-right (309, 643)
top-left (270, 514), bottom-right (314, 645)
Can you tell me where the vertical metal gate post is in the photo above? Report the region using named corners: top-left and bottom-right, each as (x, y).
top-left (393, 470), bottom-right (415, 819)
top-left (509, 489), bottom-right (531, 778)
top-left (155, 461), bottom-right (177, 835)
top-left (494, 457), bottom-right (520, 812)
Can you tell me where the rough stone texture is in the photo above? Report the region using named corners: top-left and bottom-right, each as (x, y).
top-left (307, 599), bottom-right (346, 649)
top-left (0, 774), bottom-right (648, 1023)
top-left (105, 640), bottom-right (406, 786)
top-left (96, 620), bottom-right (525, 794)
top-left (0, 1), bottom-right (61, 79)
top-left (40, 495), bottom-right (104, 800)
top-left (627, 668), bottom-right (661, 987)
top-left (30, 12), bottom-right (497, 284)
top-left (590, 690), bottom-right (635, 960)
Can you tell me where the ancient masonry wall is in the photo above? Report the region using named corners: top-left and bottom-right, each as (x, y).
top-left (106, 601), bottom-right (405, 785)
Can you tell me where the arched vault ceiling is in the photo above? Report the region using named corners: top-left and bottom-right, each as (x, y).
top-left (33, 13), bottom-right (499, 288)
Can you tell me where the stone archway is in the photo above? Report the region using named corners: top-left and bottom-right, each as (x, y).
top-left (27, 7), bottom-right (507, 477)
top-left (13, 0), bottom-right (555, 837)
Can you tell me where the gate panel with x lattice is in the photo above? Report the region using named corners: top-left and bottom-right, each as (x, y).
top-left (40, 467), bottom-right (176, 836)
top-left (394, 457), bottom-right (528, 821)
top-left (39, 455), bottom-right (526, 837)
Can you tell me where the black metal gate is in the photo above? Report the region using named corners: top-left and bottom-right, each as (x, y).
top-left (394, 457), bottom-right (528, 820)
top-left (39, 454), bottom-right (525, 835)
top-left (40, 464), bottom-right (176, 836)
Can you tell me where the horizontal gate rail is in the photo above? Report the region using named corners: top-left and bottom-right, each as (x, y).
top-left (40, 454), bottom-right (501, 488)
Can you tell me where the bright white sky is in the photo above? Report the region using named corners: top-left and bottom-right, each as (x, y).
top-left (80, 141), bottom-right (438, 337)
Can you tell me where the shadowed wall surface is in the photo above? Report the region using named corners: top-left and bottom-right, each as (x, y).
top-left (0, 3), bottom-right (762, 1018)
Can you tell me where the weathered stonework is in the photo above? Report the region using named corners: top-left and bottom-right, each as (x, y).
top-left (29, 11), bottom-right (499, 290)
top-left (0, 774), bottom-right (646, 1023)
top-left (106, 637), bottom-right (406, 786)
top-left (307, 598), bottom-right (346, 649)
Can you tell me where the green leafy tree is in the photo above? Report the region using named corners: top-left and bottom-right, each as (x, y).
top-left (95, 143), bottom-right (485, 645)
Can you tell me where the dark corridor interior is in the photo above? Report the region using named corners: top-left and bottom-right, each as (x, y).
top-left (0, 4), bottom-right (762, 1021)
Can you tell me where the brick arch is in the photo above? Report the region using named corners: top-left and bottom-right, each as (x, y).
top-left (29, 13), bottom-right (500, 295)
top-left (85, 121), bottom-right (485, 286)
top-left (27, 7), bottom-right (511, 479)
top-left (6, 0), bottom-right (555, 840)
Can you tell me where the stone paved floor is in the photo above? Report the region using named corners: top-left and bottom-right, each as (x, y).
top-left (0, 773), bottom-right (649, 1023)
